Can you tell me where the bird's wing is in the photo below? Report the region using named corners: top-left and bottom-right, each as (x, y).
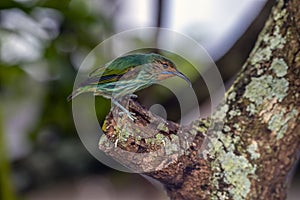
top-left (83, 66), bottom-right (135, 86)
top-left (88, 61), bottom-right (135, 81)
top-left (89, 54), bottom-right (145, 77)
top-left (80, 74), bottom-right (121, 86)
top-left (88, 61), bottom-right (112, 77)
top-left (68, 63), bottom-right (153, 101)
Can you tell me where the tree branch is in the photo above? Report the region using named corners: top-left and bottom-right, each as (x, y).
top-left (99, 0), bottom-right (300, 199)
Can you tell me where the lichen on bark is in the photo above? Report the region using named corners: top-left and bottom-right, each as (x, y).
top-left (100, 0), bottom-right (300, 199)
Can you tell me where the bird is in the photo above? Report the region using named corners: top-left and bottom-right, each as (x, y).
top-left (68, 53), bottom-right (191, 120)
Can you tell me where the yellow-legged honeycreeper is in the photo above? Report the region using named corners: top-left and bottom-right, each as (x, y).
top-left (68, 53), bottom-right (191, 119)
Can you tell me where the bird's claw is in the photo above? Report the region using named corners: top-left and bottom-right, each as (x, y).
top-left (128, 94), bottom-right (138, 99)
top-left (111, 98), bottom-right (136, 121)
top-left (118, 111), bottom-right (136, 121)
top-left (114, 139), bottom-right (119, 148)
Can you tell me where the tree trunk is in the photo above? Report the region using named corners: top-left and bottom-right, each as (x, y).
top-left (99, 0), bottom-right (300, 199)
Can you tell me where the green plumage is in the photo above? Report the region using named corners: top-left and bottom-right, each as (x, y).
top-left (68, 53), bottom-right (191, 119)
top-left (68, 53), bottom-right (189, 99)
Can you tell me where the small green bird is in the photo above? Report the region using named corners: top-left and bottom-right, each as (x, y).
top-left (68, 53), bottom-right (191, 120)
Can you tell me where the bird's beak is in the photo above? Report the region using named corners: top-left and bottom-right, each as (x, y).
top-left (161, 70), bottom-right (192, 87)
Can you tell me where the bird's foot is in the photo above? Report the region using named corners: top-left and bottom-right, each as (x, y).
top-left (116, 94), bottom-right (137, 100)
top-left (127, 94), bottom-right (138, 99)
top-left (112, 98), bottom-right (136, 121)
top-left (118, 111), bottom-right (136, 121)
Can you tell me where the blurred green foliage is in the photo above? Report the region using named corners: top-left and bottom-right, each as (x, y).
top-left (0, 103), bottom-right (17, 200)
top-left (0, 0), bottom-right (116, 196)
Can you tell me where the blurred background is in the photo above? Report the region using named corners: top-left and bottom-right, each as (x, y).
top-left (0, 0), bottom-right (299, 199)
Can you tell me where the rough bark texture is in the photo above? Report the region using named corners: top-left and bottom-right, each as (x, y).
top-left (99, 0), bottom-right (300, 199)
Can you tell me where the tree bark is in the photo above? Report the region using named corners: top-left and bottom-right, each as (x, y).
top-left (99, 0), bottom-right (300, 199)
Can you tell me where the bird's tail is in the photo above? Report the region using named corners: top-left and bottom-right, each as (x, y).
top-left (67, 85), bottom-right (96, 101)
top-left (67, 89), bottom-right (79, 101)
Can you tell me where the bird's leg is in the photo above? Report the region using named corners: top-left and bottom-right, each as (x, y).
top-left (111, 98), bottom-right (136, 121)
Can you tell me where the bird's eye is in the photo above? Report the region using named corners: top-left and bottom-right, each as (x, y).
top-left (163, 64), bottom-right (168, 69)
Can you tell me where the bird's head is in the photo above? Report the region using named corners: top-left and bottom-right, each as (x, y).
top-left (145, 53), bottom-right (192, 87)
